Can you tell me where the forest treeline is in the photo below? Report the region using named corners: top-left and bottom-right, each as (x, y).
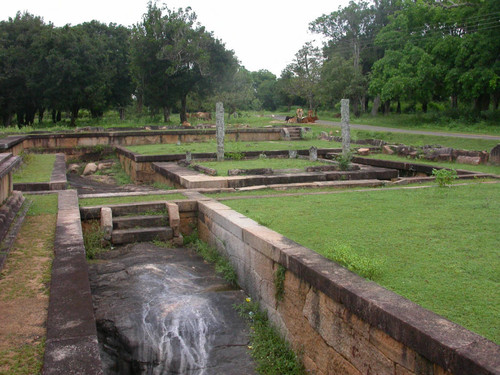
top-left (0, 0), bottom-right (498, 127)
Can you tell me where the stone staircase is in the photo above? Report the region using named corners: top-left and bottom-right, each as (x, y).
top-left (99, 202), bottom-right (182, 246)
top-left (284, 127), bottom-right (302, 140)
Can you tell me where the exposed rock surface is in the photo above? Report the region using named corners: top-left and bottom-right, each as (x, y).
top-left (89, 243), bottom-right (255, 375)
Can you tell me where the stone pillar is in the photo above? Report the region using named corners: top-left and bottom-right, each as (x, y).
top-left (341, 99), bottom-right (350, 157)
top-left (186, 151), bottom-right (192, 163)
top-left (216, 102), bottom-right (225, 162)
top-left (100, 207), bottom-right (113, 242)
top-left (289, 150), bottom-right (297, 159)
top-left (309, 146), bottom-right (318, 161)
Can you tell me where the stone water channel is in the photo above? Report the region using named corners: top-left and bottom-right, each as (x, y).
top-left (88, 242), bottom-right (256, 375)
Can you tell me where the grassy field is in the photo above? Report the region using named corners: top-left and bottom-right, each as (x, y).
top-left (222, 183), bottom-right (500, 344)
top-left (0, 194), bottom-right (58, 375)
top-left (13, 154), bottom-right (55, 183)
top-left (78, 193), bottom-right (187, 207)
top-left (127, 139), bottom-right (343, 156)
top-left (196, 158), bottom-right (331, 176)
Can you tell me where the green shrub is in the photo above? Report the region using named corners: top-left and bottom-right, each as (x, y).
top-left (82, 220), bottom-right (109, 260)
top-left (336, 151), bottom-right (352, 171)
top-left (235, 300), bottom-right (305, 375)
top-left (432, 168), bottom-right (457, 187)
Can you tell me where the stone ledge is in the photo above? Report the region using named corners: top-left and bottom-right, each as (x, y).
top-left (13, 153), bottom-right (67, 192)
top-left (43, 190), bottom-right (102, 375)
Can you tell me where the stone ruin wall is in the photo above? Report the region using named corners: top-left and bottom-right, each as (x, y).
top-left (195, 197), bottom-right (499, 375)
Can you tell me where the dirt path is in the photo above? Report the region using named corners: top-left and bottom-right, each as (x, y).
top-left (273, 116), bottom-right (500, 140)
top-left (0, 214), bottom-right (56, 375)
top-left (315, 120), bottom-right (500, 140)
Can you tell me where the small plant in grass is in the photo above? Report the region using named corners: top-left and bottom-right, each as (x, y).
top-left (274, 265), bottom-right (286, 303)
top-left (324, 242), bottom-right (382, 280)
top-left (432, 168), bottom-right (457, 187)
top-left (82, 220), bottom-right (110, 260)
top-left (336, 152), bottom-right (352, 171)
top-left (235, 299), bottom-right (305, 375)
top-left (225, 151), bottom-right (244, 160)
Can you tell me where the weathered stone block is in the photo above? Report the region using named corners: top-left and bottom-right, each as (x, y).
top-left (456, 155), bottom-right (481, 165)
top-left (370, 327), bottom-right (416, 371)
top-left (100, 207), bottom-right (112, 241)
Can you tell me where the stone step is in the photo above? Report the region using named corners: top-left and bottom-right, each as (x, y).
top-left (112, 227), bottom-right (173, 245)
top-left (112, 215), bottom-right (168, 230)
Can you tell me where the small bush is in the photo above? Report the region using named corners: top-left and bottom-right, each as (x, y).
top-left (82, 220), bottom-right (109, 260)
top-left (274, 265), bottom-right (286, 302)
top-left (225, 151), bottom-right (244, 160)
top-left (336, 152), bottom-right (353, 171)
top-left (235, 300), bottom-right (305, 375)
top-left (432, 168), bottom-right (457, 187)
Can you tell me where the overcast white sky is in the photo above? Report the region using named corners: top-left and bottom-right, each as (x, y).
top-left (1, 0), bottom-right (351, 76)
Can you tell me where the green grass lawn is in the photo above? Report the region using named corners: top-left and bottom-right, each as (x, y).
top-left (196, 158), bottom-right (331, 176)
top-left (78, 193), bottom-right (187, 207)
top-left (127, 139), bottom-right (342, 156)
top-left (222, 183), bottom-right (500, 344)
top-left (364, 153), bottom-right (500, 175)
top-left (13, 154), bottom-right (56, 183)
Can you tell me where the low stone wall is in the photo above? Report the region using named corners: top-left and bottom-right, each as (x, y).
top-left (10, 128), bottom-right (280, 151)
top-left (196, 196), bottom-right (500, 375)
top-left (43, 190), bottom-right (103, 375)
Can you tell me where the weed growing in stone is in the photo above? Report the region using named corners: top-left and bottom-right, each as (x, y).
top-left (235, 299), bottom-right (305, 375)
top-left (185, 232), bottom-right (238, 287)
top-left (274, 265), bottom-right (286, 303)
top-left (82, 220), bottom-right (109, 260)
top-left (432, 168), bottom-right (458, 187)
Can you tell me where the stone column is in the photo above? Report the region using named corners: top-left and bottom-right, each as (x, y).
top-left (309, 146), bottom-right (318, 161)
top-left (185, 151), bottom-right (192, 163)
top-left (289, 150), bottom-right (297, 159)
top-left (216, 102), bottom-right (225, 161)
top-left (341, 99), bottom-right (350, 157)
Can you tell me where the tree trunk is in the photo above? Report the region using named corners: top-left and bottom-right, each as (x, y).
top-left (422, 101), bottom-right (428, 113)
top-left (119, 108), bottom-right (125, 120)
top-left (450, 95), bottom-right (458, 109)
top-left (38, 107), bottom-right (44, 123)
top-left (70, 106), bottom-right (79, 127)
top-left (163, 106), bottom-right (170, 123)
top-left (493, 93), bottom-right (499, 110)
top-left (473, 93), bottom-right (490, 111)
top-left (352, 98), bottom-right (361, 117)
top-left (371, 96), bottom-right (381, 116)
top-left (383, 100), bottom-right (391, 115)
top-left (56, 110), bottom-right (61, 122)
top-left (136, 92), bottom-right (143, 113)
top-left (360, 95), bottom-right (366, 113)
top-left (16, 111), bottom-right (25, 126)
top-left (396, 101), bottom-right (401, 114)
top-left (180, 95), bottom-right (188, 123)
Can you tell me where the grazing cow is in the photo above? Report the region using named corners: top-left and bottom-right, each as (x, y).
top-left (286, 116), bottom-right (298, 123)
top-left (308, 109), bottom-right (314, 117)
top-left (334, 113), bottom-right (341, 118)
top-left (182, 121), bottom-right (191, 127)
top-left (296, 108), bottom-right (304, 119)
top-left (302, 116), bottom-right (318, 123)
top-left (194, 112), bottom-right (212, 120)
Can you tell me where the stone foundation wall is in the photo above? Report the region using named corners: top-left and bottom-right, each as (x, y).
top-left (196, 197), bottom-right (499, 375)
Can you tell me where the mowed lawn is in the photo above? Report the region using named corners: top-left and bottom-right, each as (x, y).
top-left (12, 154), bottom-right (55, 183)
top-left (223, 183), bottom-right (500, 344)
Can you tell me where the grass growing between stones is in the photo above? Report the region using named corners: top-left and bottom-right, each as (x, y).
top-left (0, 194), bottom-right (57, 375)
top-left (184, 231), bottom-right (238, 288)
top-left (12, 154), bottom-right (55, 183)
top-left (235, 300), bottom-right (305, 375)
top-left (363, 153), bottom-right (500, 175)
top-left (196, 158), bottom-right (331, 176)
top-left (127, 139), bottom-right (342, 156)
top-left (224, 183), bottom-right (500, 343)
top-left (78, 193), bottom-right (186, 207)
